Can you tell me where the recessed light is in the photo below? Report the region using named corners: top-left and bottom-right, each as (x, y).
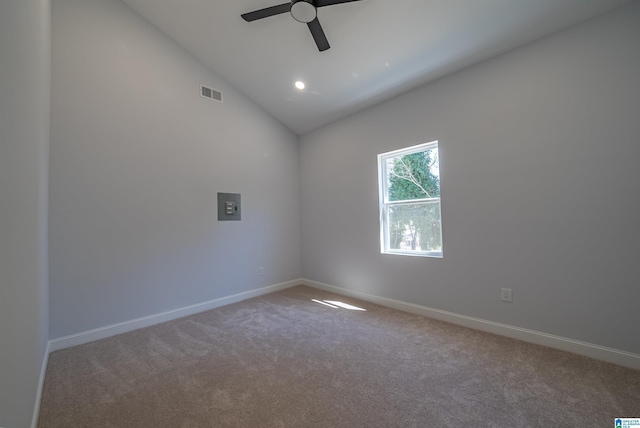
top-left (295, 81), bottom-right (305, 90)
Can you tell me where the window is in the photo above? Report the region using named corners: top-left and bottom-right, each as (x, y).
top-left (378, 141), bottom-right (442, 258)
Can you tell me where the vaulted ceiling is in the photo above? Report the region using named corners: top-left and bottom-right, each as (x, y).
top-left (122, 0), bottom-right (632, 135)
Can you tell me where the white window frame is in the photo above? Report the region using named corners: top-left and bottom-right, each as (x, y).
top-left (377, 141), bottom-right (443, 258)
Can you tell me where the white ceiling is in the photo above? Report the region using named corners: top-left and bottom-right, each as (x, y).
top-left (122, 0), bottom-right (632, 135)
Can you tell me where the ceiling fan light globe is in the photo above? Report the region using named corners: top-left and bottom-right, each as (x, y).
top-left (290, 0), bottom-right (317, 23)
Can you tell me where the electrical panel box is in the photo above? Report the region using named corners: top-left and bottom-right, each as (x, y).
top-left (217, 192), bottom-right (241, 221)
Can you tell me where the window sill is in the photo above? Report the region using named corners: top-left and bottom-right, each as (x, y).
top-left (382, 250), bottom-right (443, 259)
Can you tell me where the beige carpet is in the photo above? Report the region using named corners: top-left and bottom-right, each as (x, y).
top-left (38, 285), bottom-right (640, 427)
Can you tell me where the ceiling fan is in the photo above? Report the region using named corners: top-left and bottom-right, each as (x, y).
top-left (241, 0), bottom-right (364, 52)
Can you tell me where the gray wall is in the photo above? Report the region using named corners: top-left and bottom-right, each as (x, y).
top-left (49, 0), bottom-right (301, 338)
top-left (300, 2), bottom-right (640, 354)
top-left (0, 0), bottom-right (51, 426)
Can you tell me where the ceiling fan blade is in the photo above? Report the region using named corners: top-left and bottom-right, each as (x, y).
top-left (241, 3), bottom-right (291, 22)
top-left (307, 17), bottom-right (330, 51)
top-left (315, 0), bottom-right (363, 7)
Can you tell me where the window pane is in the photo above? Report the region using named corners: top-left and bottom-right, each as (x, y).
top-left (388, 202), bottom-right (441, 252)
top-left (386, 148), bottom-right (439, 202)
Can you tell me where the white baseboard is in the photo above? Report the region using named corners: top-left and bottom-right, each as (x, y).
top-left (31, 340), bottom-right (50, 428)
top-left (42, 275), bottom-right (640, 373)
top-left (301, 278), bottom-right (640, 371)
top-left (49, 279), bottom-right (301, 352)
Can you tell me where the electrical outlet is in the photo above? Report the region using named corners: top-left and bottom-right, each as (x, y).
top-left (501, 288), bottom-right (513, 303)
top-left (258, 267), bottom-right (264, 276)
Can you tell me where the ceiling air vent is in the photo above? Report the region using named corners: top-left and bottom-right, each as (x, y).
top-left (200, 85), bottom-right (222, 102)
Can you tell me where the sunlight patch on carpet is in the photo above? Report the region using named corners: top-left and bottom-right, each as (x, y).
top-left (312, 299), bottom-right (366, 311)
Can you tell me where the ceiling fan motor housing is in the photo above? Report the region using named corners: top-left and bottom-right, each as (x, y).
top-left (290, 0), bottom-right (317, 23)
